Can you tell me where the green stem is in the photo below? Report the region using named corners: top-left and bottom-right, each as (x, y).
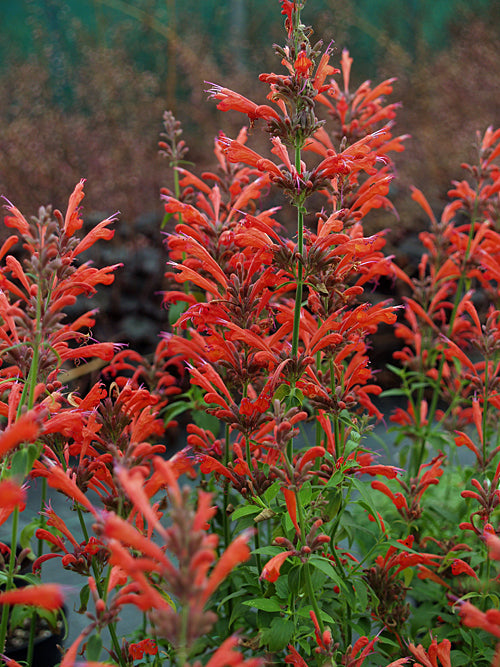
top-left (222, 425), bottom-right (233, 619)
top-left (293, 482), bottom-right (326, 636)
top-left (254, 525), bottom-right (264, 593)
top-left (291, 144), bottom-right (304, 360)
top-left (77, 507), bottom-right (127, 667)
top-left (0, 507), bottom-right (20, 653)
top-left (26, 477), bottom-right (49, 666)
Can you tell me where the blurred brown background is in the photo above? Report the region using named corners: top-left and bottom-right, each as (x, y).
top-left (1, 0), bottom-right (499, 355)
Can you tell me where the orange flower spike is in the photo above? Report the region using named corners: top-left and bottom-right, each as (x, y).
top-left (43, 502), bottom-right (79, 548)
top-left (200, 635), bottom-right (264, 667)
top-left (0, 583), bottom-right (65, 611)
top-left (340, 48), bottom-right (353, 94)
top-left (220, 137), bottom-right (283, 179)
top-left (485, 530), bottom-right (500, 561)
top-left (3, 201), bottom-right (31, 235)
top-left (115, 465), bottom-right (167, 539)
top-left (33, 461), bottom-right (96, 514)
top-left (313, 52), bottom-right (339, 93)
top-left (0, 479), bottom-right (26, 527)
top-left (200, 530), bottom-right (252, 605)
top-left (0, 412), bottom-right (39, 459)
top-left (72, 213), bottom-right (117, 257)
top-left (193, 490), bottom-right (217, 531)
top-left (1, 655), bottom-right (25, 667)
top-left (416, 565), bottom-right (451, 589)
top-left (63, 178), bottom-right (86, 236)
top-left (102, 512), bottom-right (171, 568)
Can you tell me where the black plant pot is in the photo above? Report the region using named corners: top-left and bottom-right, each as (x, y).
top-left (4, 608), bottom-right (66, 667)
top-left (0, 545), bottom-right (66, 667)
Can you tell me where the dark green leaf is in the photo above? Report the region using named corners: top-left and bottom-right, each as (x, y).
top-left (260, 616), bottom-right (295, 651)
top-left (78, 584), bottom-right (90, 614)
top-left (242, 598), bottom-right (282, 612)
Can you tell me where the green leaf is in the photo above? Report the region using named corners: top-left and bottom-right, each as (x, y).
top-left (86, 633), bottom-right (103, 661)
top-left (308, 557), bottom-right (353, 603)
top-left (78, 583), bottom-right (90, 614)
top-left (11, 448), bottom-right (28, 478)
top-left (260, 616), bottom-right (295, 651)
top-left (296, 606), bottom-right (335, 624)
top-left (272, 383), bottom-right (291, 402)
top-left (231, 505), bottom-right (262, 521)
top-left (450, 651), bottom-right (476, 666)
top-left (19, 520), bottom-right (39, 551)
top-left (275, 574), bottom-right (289, 601)
top-left (299, 481), bottom-right (312, 506)
top-left (242, 598), bottom-right (282, 612)
top-left (262, 480), bottom-right (281, 504)
top-left (192, 409), bottom-right (220, 436)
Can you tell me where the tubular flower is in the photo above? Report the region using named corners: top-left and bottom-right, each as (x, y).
top-left (407, 637), bottom-right (452, 667)
top-left (206, 83), bottom-right (281, 123)
top-left (260, 549), bottom-right (295, 583)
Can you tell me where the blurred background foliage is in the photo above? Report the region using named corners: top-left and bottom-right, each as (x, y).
top-left (0, 0), bottom-right (499, 231)
top-left (0, 0), bottom-right (498, 375)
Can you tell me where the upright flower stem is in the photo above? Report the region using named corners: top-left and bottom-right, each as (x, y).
top-left (77, 508), bottom-right (127, 667)
top-left (222, 425), bottom-right (234, 616)
top-left (294, 487), bottom-right (326, 638)
top-left (291, 144), bottom-right (304, 360)
top-left (0, 507), bottom-right (20, 654)
top-left (411, 190), bottom-right (480, 475)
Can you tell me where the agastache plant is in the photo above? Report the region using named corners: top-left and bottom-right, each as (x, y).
top-left (0, 1), bottom-right (500, 666)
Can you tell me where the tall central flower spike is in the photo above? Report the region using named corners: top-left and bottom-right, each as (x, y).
top-left (160, 0), bottom-right (410, 662)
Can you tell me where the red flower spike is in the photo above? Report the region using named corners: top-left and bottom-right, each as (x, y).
top-left (285, 645), bottom-right (309, 666)
top-left (63, 178), bottom-right (86, 236)
top-left (282, 487), bottom-right (301, 536)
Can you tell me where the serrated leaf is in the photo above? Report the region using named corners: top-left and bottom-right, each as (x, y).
top-left (260, 616), bottom-right (295, 651)
top-left (262, 480), bottom-right (281, 504)
top-left (242, 598), bottom-right (282, 612)
top-left (308, 557), bottom-right (353, 602)
top-left (275, 574), bottom-right (289, 601)
top-left (272, 384), bottom-right (290, 402)
top-left (296, 606), bottom-right (335, 624)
